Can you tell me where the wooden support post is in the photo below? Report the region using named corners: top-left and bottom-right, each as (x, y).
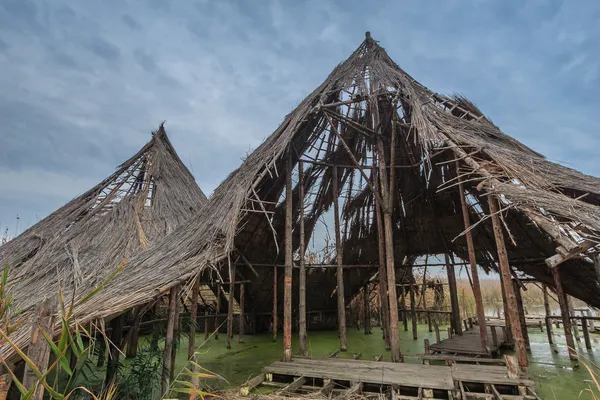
top-left (427, 312), bottom-right (432, 333)
top-left (226, 266), bottom-right (235, 350)
top-left (105, 314), bottom-right (124, 386)
top-left (23, 297), bottom-right (56, 398)
top-left (424, 338), bottom-right (430, 354)
top-left (583, 318), bottom-right (592, 350)
top-left (512, 279), bottom-right (530, 351)
top-left (463, 320), bottom-right (468, 331)
top-left (215, 284), bottom-right (221, 340)
top-left (188, 277), bottom-right (200, 359)
top-left (298, 161), bottom-right (308, 356)
top-left (374, 166), bottom-right (391, 349)
top-left (272, 265), bottom-right (277, 342)
top-left (162, 286), bottom-right (177, 396)
top-left (204, 310), bottom-right (209, 340)
top-left (488, 196), bottom-right (528, 370)
top-left (401, 285), bottom-right (408, 332)
top-left (457, 162), bottom-right (488, 349)
top-left (171, 288), bottom-right (181, 381)
top-left (551, 265), bottom-right (577, 360)
top-left (239, 283), bottom-right (245, 344)
top-left (363, 283), bottom-right (372, 334)
top-left (445, 253), bottom-right (462, 335)
top-left (332, 165), bottom-right (347, 352)
top-left (468, 317), bottom-right (473, 329)
top-left (448, 327), bottom-right (453, 339)
top-left (498, 270), bottom-right (513, 346)
top-left (434, 323), bottom-right (441, 344)
top-left (568, 296), bottom-right (581, 342)
top-left (126, 309), bottom-right (141, 359)
top-left (410, 283), bottom-right (417, 340)
top-left (491, 325), bottom-right (499, 348)
top-left (283, 151), bottom-right (293, 361)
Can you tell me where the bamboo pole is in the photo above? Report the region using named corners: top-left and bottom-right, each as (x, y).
top-left (283, 151), bottom-right (294, 361)
top-left (488, 196), bottom-right (528, 370)
top-left (445, 253), bottom-right (462, 335)
top-left (298, 161), bottom-right (308, 355)
top-left (457, 162), bottom-right (487, 349)
top-left (188, 277), bottom-right (200, 359)
top-left (272, 265), bottom-right (277, 342)
top-left (239, 283), bottom-right (245, 344)
top-left (162, 287), bottom-right (177, 395)
top-left (373, 165), bottom-right (391, 349)
top-left (332, 165), bottom-right (348, 352)
top-left (543, 284), bottom-right (553, 344)
top-left (551, 265), bottom-right (577, 360)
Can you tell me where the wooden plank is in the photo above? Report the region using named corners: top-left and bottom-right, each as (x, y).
top-left (279, 376), bottom-right (306, 394)
top-left (239, 373), bottom-right (265, 396)
top-left (353, 352), bottom-right (363, 360)
top-left (318, 379), bottom-right (334, 396)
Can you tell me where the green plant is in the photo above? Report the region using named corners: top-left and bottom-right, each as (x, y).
top-left (116, 341), bottom-right (162, 400)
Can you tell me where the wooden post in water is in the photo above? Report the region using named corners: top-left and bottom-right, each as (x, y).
top-left (582, 318), bottom-right (592, 350)
top-left (226, 265), bottom-right (235, 350)
top-left (332, 165), bottom-right (348, 352)
top-left (567, 296), bottom-right (580, 342)
top-left (215, 284), bottom-right (221, 340)
top-left (298, 161), bottom-right (308, 355)
top-left (373, 165), bottom-right (391, 349)
top-left (363, 283), bottom-right (372, 334)
top-left (283, 151), bottom-right (293, 361)
top-left (126, 309), bottom-right (141, 359)
top-left (401, 286), bottom-right (408, 332)
top-left (171, 288), bottom-right (181, 381)
top-left (272, 265), bottom-right (277, 342)
top-left (543, 284), bottom-right (553, 344)
top-left (457, 164), bottom-right (488, 350)
top-left (445, 253), bottom-right (462, 335)
top-left (512, 279), bottom-right (530, 351)
top-left (551, 265), bottom-right (577, 360)
top-left (434, 322), bottom-right (441, 343)
top-left (188, 277), bottom-right (200, 359)
top-left (498, 270), bottom-right (513, 345)
top-left (204, 310), bottom-right (209, 340)
top-left (488, 196), bottom-right (528, 370)
top-left (23, 297), bottom-right (56, 399)
top-left (162, 287), bottom-right (177, 395)
top-left (239, 283), bottom-right (245, 344)
top-left (106, 314), bottom-right (124, 385)
top-left (410, 282), bottom-right (417, 340)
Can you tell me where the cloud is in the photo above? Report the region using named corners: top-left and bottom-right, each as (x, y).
top-left (0, 0), bottom-right (599, 236)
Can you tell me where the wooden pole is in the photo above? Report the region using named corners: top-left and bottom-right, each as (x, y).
top-left (126, 309), bottom-right (141, 359)
top-left (23, 297), bottom-right (56, 399)
top-left (204, 310), bottom-right (209, 340)
top-left (567, 296), bottom-right (580, 342)
top-left (283, 150), bottom-right (294, 361)
top-left (214, 284), bottom-right (221, 340)
top-left (457, 163), bottom-right (487, 349)
top-left (239, 283), bottom-right (245, 343)
top-left (162, 287), bottom-right (177, 395)
top-left (226, 263), bottom-right (235, 350)
top-left (582, 318), bottom-right (592, 350)
top-left (188, 277), bottom-right (200, 359)
top-left (96, 334), bottom-right (106, 367)
top-left (363, 284), bottom-right (372, 334)
top-left (171, 288), bottom-right (181, 381)
top-left (498, 270), bottom-right (513, 345)
top-left (434, 323), bottom-right (441, 344)
top-left (272, 265), bottom-right (277, 342)
top-left (410, 283), bottom-right (417, 340)
top-left (332, 165), bottom-right (348, 352)
top-left (445, 253), bottom-right (462, 335)
top-left (543, 284), bottom-right (553, 344)
top-left (551, 265), bottom-right (577, 360)
top-left (374, 166), bottom-right (391, 349)
top-left (298, 161), bottom-right (308, 355)
top-left (488, 196), bottom-right (528, 370)
top-left (512, 279), bottom-right (531, 351)
top-left (105, 314), bottom-right (124, 386)
top-left (401, 286), bottom-right (408, 331)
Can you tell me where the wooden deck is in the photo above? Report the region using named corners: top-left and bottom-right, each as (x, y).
top-left (243, 356), bottom-right (538, 399)
top-left (430, 326), bottom-right (507, 357)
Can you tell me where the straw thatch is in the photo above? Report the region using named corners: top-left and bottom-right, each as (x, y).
top-left (3, 33), bottom-right (600, 359)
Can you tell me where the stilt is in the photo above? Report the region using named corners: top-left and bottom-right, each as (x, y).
top-left (283, 151), bottom-right (294, 361)
top-left (23, 297), bottom-right (56, 398)
top-left (551, 265), bottom-right (577, 360)
top-left (512, 280), bottom-right (530, 351)
top-left (215, 284), bottom-right (221, 340)
top-left (434, 323), bottom-right (441, 344)
top-left (401, 286), bottom-right (408, 332)
top-left (126, 309), bottom-right (141, 359)
top-left (374, 166), bottom-right (391, 350)
top-left (162, 287), bottom-right (177, 395)
top-left (189, 277), bottom-right (200, 359)
top-left (582, 318), bottom-right (592, 350)
top-left (543, 284), bottom-right (553, 344)
top-left (204, 310), bottom-right (209, 340)
top-left (171, 288), bottom-right (181, 380)
top-left (488, 196), bottom-right (528, 370)
top-left (239, 283), bottom-right (245, 344)
top-left (298, 161), bottom-right (308, 356)
top-left (272, 265), bottom-right (277, 342)
top-left (226, 265), bottom-right (235, 350)
top-left (567, 296), bottom-right (580, 342)
top-left (410, 283), bottom-right (417, 340)
top-left (498, 271), bottom-right (513, 345)
top-left (427, 312), bottom-right (433, 333)
top-left (105, 314), bottom-right (124, 386)
top-left (457, 164), bottom-right (488, 349)
top-left (363, 284), bottom-right (371, 334)
top-left (445, 253), bottom-right (462, 335)
top-left (332, 165), bottom-right (347, 352)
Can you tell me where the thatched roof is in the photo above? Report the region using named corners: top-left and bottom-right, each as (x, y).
top-left (4, 33), bottom-right (600, 359)
top-left (1, 124), bottom-right (206, 358)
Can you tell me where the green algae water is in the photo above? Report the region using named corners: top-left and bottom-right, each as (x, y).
top-left (169, 324), bottom-right (600, 399)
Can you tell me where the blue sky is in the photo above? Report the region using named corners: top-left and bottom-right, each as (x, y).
top-left (1, 0), bottom-right (599, 236)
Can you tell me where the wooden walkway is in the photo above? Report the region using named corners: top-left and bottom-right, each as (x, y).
top-left (430, 326), bottom-right (507, 357)
top-left (242, 356), bottom-right (538, 399)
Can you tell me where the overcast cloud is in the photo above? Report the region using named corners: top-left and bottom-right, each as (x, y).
top-left (0, 0), bottom-right (599, 235)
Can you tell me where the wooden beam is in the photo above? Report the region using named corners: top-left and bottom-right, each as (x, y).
top-left (298, 161), bottom-right (308, 356)
top-left (489, 196), bottom-right (528, 370)
top-left (332, 165), bottom-right (347, 352)
top-left (283, 150), bottom-right (293, 362)
top-left (239, 373), bottom-right (265, 396)
top-left (279, 376), bottom-right (306, 394)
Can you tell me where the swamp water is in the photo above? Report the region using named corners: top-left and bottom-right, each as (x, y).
top-left (167, 324), bottom-right (599, 399)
